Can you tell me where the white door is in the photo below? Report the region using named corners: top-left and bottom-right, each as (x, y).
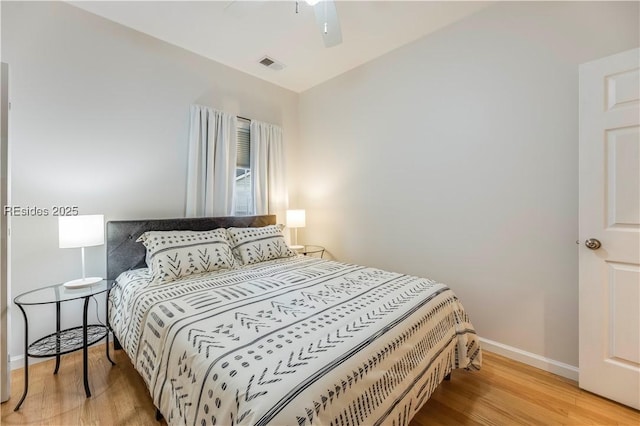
top-left (579, 48), bottom-right (640, 410)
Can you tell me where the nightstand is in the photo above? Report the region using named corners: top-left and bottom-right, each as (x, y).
top-left (13, 280), bottom-right (115, 411)
top-left (297, 245), bottom-right (325, 258)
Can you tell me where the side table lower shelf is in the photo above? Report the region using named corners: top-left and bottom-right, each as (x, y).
top-left (28, 325), bottom-right (108, 357)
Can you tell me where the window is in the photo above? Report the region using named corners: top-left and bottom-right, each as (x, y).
top-left (234, 119), bottom-right (252, 215)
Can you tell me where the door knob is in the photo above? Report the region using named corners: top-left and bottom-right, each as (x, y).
top-left (585, 238), bottom-right (602, 250)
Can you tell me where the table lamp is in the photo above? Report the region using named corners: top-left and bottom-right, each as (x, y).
top-left (59, 214), bottom-right (104, 288)
top-left (286, 209), bottom-right (305, 250)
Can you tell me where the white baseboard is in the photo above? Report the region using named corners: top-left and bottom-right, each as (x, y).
top-left (479, 337), bottom-right (579, 381)
top-left (10, 353), bottom-right (61, 370)
top-left (9, 354), bottom-right (47, 371)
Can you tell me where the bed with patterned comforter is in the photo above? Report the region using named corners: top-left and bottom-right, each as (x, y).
top-left (109, 255), bottom-right (481, 426)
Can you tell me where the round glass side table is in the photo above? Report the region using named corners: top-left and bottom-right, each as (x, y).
top-left (13, 280), bottom-right (115, 411)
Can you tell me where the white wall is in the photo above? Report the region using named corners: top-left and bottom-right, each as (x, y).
top-left (297, 1), bottom-right (639, 368)
top-left (1, 1), bottom-right (299, 362)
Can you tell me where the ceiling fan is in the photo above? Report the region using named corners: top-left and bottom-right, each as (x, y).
top-left (299, 0), bottom-right (343, 48)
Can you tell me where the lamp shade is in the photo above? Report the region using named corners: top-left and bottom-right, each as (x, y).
top-left (59, 214), bottom-right (104, 248)
top-left (286, 209), bottom-right (306, 228)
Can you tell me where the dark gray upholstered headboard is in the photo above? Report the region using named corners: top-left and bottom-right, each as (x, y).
top-left (106, 215), bottom-right (276, 280)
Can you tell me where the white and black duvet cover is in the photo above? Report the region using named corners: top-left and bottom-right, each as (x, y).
top-left (109, 256), bottom-right (481, 426)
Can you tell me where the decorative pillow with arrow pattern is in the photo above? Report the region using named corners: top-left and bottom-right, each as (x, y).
top-left (227, 224), bottom-right (296, 265)
top-left (137, 228), bottom-right (236, 285)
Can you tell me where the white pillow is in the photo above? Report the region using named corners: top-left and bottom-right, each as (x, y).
top-left (226, 224), bottom-right (296, 265)
top-left (136, 228), bottom-right (236, 284)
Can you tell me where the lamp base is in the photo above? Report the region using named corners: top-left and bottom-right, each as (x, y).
top-left (63, 277), bottom-right (103, 289)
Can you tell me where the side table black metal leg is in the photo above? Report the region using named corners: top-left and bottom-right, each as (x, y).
top-left (53, 301), bottom-right (61, 374)
top-left (82, 296), bottom-right (91, 397)
top-left (14, 304), bottom-right (29, 411)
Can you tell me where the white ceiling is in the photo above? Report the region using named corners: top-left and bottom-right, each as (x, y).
top-left (70, 1), bottom-right (491, 93)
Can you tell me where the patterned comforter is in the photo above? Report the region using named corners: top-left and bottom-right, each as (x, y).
top-left (109, 256), bottom-right (481, 426)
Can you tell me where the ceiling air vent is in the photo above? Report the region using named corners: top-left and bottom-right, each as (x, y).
top-left (258, 56), bottom-right (285, 71)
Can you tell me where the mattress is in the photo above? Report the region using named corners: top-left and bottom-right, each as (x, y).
top-left (109, 255), bottom-right (481, 426)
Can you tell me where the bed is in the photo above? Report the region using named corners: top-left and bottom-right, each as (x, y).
top-left (107, 215), bottom-right (481, 426)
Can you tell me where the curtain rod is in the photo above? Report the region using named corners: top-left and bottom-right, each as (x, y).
top-left (237, 115), bottom-right (250, 122)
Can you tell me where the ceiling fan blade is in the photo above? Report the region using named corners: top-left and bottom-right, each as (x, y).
top-left (312, 0), bottom-right (342, 48)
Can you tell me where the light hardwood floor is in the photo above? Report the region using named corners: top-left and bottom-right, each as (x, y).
top-left (1, 344), bottom-right (638, 425)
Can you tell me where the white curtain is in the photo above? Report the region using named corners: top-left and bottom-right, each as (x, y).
top-left (250, 120), bottom-right (288, 221)
top-left (185, 105), bottom-right (237, 217)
